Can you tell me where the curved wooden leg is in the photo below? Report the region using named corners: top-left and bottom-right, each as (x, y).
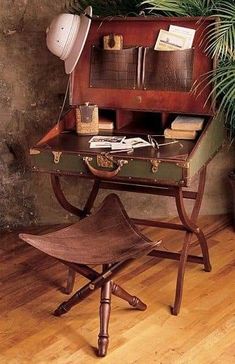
top-left (195, 229), bottom-right (212, 272)
top-left (112, 282), bottom-right (147, 311)
top-left (81, 180), bottom-right (100, 218)
top-left (171, 232), bottom-right (191, 316)
top-left (98, 271), bottom-right (112, 357)
top-left (173, 166), bottom-right (211, 315)
top-left (51, 175), bottom-right (100, 218)
top-left (176, 167), bottom-right (211, 272)
top-left (51, 174), bottom-right (83, 217)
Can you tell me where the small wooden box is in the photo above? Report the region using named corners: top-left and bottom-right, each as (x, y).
top-left (103, 34), bottom-right (123, 50)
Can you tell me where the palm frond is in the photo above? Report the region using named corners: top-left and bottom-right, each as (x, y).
top-left (140, 0), bottom-right (215, 16)
top-left (194, 60), bottom-right (235, 137)
top-left (140, 0), bottom-right (188, 16)
top-left (205, 1), bottom-right (235, 60)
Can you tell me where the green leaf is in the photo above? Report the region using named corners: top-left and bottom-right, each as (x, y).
top-left (66, 0), bottom-right (143, 16)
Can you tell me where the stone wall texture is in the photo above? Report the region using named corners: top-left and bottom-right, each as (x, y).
top-left (0, 1), bottom-right (234, 229)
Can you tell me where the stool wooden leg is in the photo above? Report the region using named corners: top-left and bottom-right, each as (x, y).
top-left (64, 268), bottom-right (76, 294)
top-left (98, 277), bottom-right (112, 357)
top-left (112, 282), bottom-right (147, 311)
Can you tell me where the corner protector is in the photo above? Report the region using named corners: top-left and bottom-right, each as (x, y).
top-left (176, 161), bottom-right (190, 169)
top-left (30, 148), bottom-right (41, 155)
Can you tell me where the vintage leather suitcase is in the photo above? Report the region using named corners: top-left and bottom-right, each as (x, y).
top-left (30, 16), bottom-right (224, 187)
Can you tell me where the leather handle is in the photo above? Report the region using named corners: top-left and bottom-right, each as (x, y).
top-left (83, 157), bottom-right (128, 179)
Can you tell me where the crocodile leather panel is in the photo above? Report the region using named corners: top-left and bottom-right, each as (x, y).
top-left (90, 46), bottom-right (139, 89)
top-left (143, 48), bottom-right (194, 92)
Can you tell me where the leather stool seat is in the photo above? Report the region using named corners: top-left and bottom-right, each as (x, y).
top-left (20, 194), bottom-right (157, 265)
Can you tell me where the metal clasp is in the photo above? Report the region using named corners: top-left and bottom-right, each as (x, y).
top-left (118, 159), bottom-right (128, 167)
top-left (150, 159), bottom-right (160, 173)
top-left (83, 156), bottom-right (93, 162)
top-left (97, 154), bottom-right (113, 168)
top-left (29, 148), bottom-right (41, 155)
top-left (52, 151), bottom-right (62, 164)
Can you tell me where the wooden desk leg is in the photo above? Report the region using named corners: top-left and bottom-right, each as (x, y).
top-left (172, 166), bottom-right (211, 315)
top-left (51, 174), bottom-right (83, 217)
top-left (81, 180), bottom-right (100, 218)
top-left (171, 231), bottom-right (193, 316)
top-left (51, 174), bottom-right (100, 218)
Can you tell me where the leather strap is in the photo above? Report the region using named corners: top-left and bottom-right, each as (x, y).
top-left (137, 47), bottom-right (143, 89)
top-left (142, 47), bottom-right (147, 89)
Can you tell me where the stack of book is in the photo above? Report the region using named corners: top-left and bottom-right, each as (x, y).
top-left (164, 115), bottom-right (205, 140)
top-left (98, 119), bottom-right (114, 131)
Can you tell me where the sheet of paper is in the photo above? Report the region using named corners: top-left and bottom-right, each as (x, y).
top-left (89, 136), bottom-right (125, 144)
top-left (89, 136), bottom-right (150, 150)
top-left (154, 29), bottom-right (187, 51)
top-left (111, 137), bottom-right (150, 150)
top-left (169, 25), bottom-right (195, 48)
top-left (89, 142), bottom-right (112, 148)
top-left (125, 137), bottom-right (151, 148)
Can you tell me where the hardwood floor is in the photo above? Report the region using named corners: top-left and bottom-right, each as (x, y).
top-left (0, 218), bottom-right (235, 363)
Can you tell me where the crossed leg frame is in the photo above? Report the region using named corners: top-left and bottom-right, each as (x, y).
top-left (51, 165), bottom-right (211, 316)
top-left (54, 260), bottom-right (147, 357)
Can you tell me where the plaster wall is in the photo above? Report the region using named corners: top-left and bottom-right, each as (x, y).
top-left (0, 1), bottom-right (234, 229)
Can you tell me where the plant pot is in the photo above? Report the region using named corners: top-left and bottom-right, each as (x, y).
top-left (228, 170), bottom-right (235, 230)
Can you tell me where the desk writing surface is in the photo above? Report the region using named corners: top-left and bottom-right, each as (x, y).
top-left (37, 131), bottom-right (195, 162)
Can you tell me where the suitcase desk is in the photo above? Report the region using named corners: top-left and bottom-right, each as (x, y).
top-left (30, 16), bottom-right (224, 315)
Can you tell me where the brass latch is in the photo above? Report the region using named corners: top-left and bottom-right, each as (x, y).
top-left (52, 151), bottom-right (62, 164)
top-left (83, 156), bottom-right (93, 163)
top-left (150, 159), bottom-right (161, 173)
top-left (97, 154), bottom-right (113, 168)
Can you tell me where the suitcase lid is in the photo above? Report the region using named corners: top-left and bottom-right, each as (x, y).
top-left (70, 16), bottom-right (216, 116)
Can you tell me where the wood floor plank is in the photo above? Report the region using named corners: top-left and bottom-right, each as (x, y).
top-left (0, 217), bottom-right (234, 363)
